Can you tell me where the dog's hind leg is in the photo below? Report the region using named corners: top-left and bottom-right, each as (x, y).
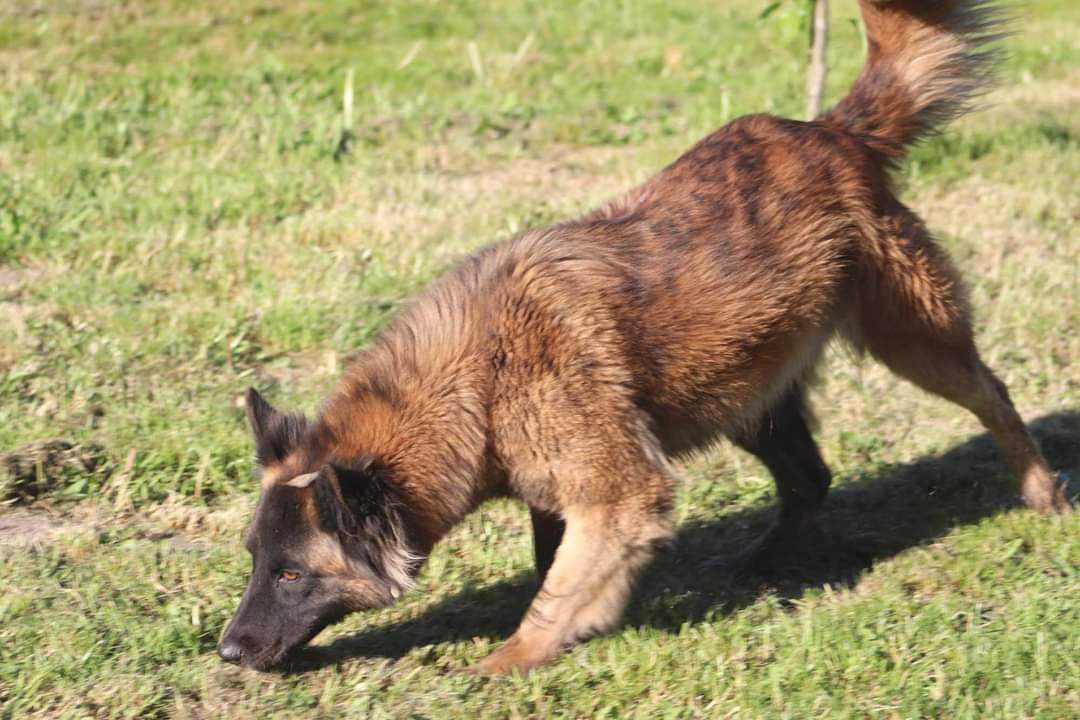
top-left (854, 206), bottom-right (1070, 514)
top-left (724, 383), bottom-right (833, 572)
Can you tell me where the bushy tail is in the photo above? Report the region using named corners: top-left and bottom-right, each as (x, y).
top-left (822, 0), bottom-right (1007, 162)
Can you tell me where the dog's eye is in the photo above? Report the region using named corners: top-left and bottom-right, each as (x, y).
top-left (278, 570), bottom-right (301, 584)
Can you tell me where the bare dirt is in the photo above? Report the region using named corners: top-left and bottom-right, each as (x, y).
top-left (0, 508), bottom-right (70, 547)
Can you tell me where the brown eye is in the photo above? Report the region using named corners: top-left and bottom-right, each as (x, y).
top-left (278, 570), bottom-right (301, 584)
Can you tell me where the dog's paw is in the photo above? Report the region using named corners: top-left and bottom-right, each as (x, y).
top-left (467, 637), bottom-right (555, 677)
top-left (1024, 474), bottom-right (1074, 516)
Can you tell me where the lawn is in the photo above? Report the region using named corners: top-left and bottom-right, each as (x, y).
top-left (0, 0), bottom-right (1078, 717)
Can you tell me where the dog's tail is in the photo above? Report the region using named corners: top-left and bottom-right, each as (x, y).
top-left (821, 0), bottom-right (1007, 163)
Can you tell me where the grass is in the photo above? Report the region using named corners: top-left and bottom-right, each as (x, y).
top-left (0, 0), bottom-right (1078, 717)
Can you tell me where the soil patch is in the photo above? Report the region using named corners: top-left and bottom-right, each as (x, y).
top-left (0, 509), bottom-right (70, 547)
top-left (1, 439), bottom-right (106, 502)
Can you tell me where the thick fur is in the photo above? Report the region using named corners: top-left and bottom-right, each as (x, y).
top-left (220, 0), bottom-right (1069, 674)
top-left (823, 0), bottom-right (1007, 161)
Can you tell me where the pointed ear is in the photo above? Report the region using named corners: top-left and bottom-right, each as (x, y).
top-left (335, 457), bottom-right (384, 518)
top-left (244, 387), bottom-right (309, 467)
top-left (310, 459), bottom-right (416, 594)
top-left (308, 462), bottom-right (380, 535)
top-left (245, 387), bottom-right (280, 445)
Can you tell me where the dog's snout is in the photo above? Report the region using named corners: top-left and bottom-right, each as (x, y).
top-left (217, 640), bottom-right (243, 664)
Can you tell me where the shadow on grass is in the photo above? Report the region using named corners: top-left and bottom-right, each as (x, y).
top-left (290, 410), bottom-right (1080, 671)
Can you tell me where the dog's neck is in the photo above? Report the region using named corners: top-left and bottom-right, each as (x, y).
top-left (315, 350), bottom-right (494, 555)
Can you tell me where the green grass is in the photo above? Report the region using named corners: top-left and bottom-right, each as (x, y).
top-left (1, 0), bottom-right (1078, 717)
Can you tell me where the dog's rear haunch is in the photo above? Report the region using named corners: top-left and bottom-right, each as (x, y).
top-left (219, 0), bottom-right (1070, 674)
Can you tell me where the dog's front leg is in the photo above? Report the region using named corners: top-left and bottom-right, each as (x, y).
top-left (472, 503), bottom-right (671, 675)
top-left (529, 506), bottom-right (565, 585)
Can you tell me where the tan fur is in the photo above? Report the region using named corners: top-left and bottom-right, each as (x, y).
top-left (473, 503), bottom-right (673, 674)
top-left (252, 0), bottom-right (1068, 674)
top-left (304, 529), bottom-right (351, 577)
top-left (824, 0), bottom-right (1006, 161)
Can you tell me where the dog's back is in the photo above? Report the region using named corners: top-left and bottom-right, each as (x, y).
top-left (316, 0), bottom-right (1065, 538)
top-left (463, 2), bottom-right (1012, 461)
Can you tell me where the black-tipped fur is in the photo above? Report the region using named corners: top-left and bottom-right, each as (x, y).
top-left (314, 462), bottom-right (420, 596)
top-left (246, 387), bottom-right (310, 467)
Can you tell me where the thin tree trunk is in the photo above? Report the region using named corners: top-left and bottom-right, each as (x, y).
top-left (806, 0), bottom-right (829, 119)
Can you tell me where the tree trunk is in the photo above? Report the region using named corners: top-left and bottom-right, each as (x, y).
top-left (806, 0), bottom-right (829, 119)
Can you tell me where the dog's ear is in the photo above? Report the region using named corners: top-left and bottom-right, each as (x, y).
top-left (245, 387), bottom-right (279, 442)
top-left (335, 457), bottom-right (384, 520)
top-left (245, 387), bottom-right (309, 467)
top-left (311, 458), bottom-right (385, 533)
top-left (312, 459), bottom-right (417, 593)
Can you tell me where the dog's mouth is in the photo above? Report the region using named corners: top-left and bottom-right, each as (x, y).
top-left (240, 624), bottom-right (333, 671)
top-left (236, 639), bottom-right (289, 672)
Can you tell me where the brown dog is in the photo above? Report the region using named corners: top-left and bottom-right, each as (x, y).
top-left (218, 0), bottom-right (1070, 674)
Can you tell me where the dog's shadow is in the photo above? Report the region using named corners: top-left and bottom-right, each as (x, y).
top-left (291, 410), bottom-right (1079, 671)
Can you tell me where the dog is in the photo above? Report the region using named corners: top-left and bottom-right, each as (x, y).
top-left (218, 0), bottom-right (1070, 674)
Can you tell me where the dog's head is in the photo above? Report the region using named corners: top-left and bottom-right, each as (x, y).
top-left (217, 389), bottom-right (419, 670)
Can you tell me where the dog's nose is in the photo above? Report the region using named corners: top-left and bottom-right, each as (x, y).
top-left (217, 640), bottom-right (243, 664)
